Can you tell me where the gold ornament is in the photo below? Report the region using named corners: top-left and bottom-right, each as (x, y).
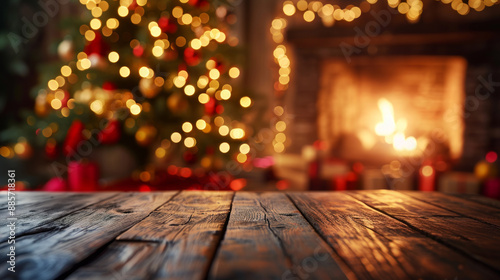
top-left (135, 125), bottom-right (157, 146)
top-left (58, 39), bottom-right (75, 61)
top-left (139, 78), bottom-right (161, 98)
top-left (14, 141), bottom-right (33, 159)
top-left (167, 93), bottom-right (188, 114)
top-left (35, 93), bottom-right (50, 117)
top-left (475, 160), bottom-right (498, 180)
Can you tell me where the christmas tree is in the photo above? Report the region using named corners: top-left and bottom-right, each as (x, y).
top-left (1, 0), bottom-right (256, 185)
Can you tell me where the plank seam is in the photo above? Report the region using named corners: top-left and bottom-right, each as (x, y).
top-left (347, 193), bottom-right (500, 275)
top-left (450, 194), bottom-right (500, 210)
top-left (285, 193), bottom-right (357, 279)
top-left (58, 191), bottom-right (181, 280)
top-left (400, 192), bottom-right (500, 230)
top-left (203, 191), bottom-right (235, 280)
top-left (257, 199), bottom-right (295, 271)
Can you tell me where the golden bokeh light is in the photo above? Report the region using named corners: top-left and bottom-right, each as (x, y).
top-left (229, 67), bottom-right (240, 78)
top-left (171, 132), bottom-right (182, 143)
top-left (182, 122), bottom-right (193, 133)
top-left (120, 66), bottom-right (130, 77)
top-left (219, 142), bottom-right (230, 153)
top-left (240, 96), bottom-right (251, 108)
top-left (108, 51), bottom-right (119, 63)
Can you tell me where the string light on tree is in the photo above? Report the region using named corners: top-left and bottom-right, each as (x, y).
top-left (3, 0), bottom-right (254, 180)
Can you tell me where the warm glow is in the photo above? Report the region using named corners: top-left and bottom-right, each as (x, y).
top-left (184, 137), bottom-right (196, 148)
top-left (182, 122), bottom-right (193, 133)
top-left (230, 128), bottom-right (245, 139)
top-left (184, 85), bottom-right (195, 96)
top-left (108, 51), bottom-right (119, 63)
top-left (171, 132), bottom-right (182, 143)
top-left (374, 98), bottom-right (396, 136)
top-left (421, 166), bottom-right (434, 177)
top-left (374, 98), bottom-right (420, 153)
top-left (240, 96), bottom-right (251, 108)
top-left (196, 119), bottom-right (207, 130)
top-left (219, 142), bottom-right (230, 153)
top-left (239, 144), bottom-right (250, 154)
top-left (130, 104), bottom-right (141, 115)
top-left (119, 66), bottom-right (130, 77)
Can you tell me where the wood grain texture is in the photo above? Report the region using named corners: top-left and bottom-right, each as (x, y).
top-left (349, 190), bottom-right (500, 273)
top-left (68, 191), bottom-right (233, 280)
top-left (3, 191), bottom-right (500, 280)
top-left (104, 191), bottom-right (234, 280)
top-left (289, 191), bottom-right (500, 280)
top-left (402, 191), bottom-right (500, 228)
top-left (209, 192), bottom-right (352, 280)
top-left (451, 193), bottom-right (500, 209)
top-left (0, 192), bottom-right (116, 242)
top-left (66, 241), bottom-right (166, 280)
top-left (0, 192), bottom-right (176, 280)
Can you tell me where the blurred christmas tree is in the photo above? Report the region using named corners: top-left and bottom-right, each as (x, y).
top-left (1, 0), bottom-right (256, 182)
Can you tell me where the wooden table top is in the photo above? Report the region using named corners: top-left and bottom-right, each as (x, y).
top-left (1, 190), bottom-right (499, 280)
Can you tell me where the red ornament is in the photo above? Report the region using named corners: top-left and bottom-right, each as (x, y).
top-left (158, 16), bottom-right (177, 33)
top-left (184, 47), bottom-right (201, 66)
top-left (128, 0), bottom-right (138, 10)
top-left (63, 120), bottom-right (85, 157)
top-left (84, 32), bottom-right (109, 57)
top-left (204, 97), bottom-right (217, 115)
top-left (215, 104), bottom-right (224, 114)
top-left (98, 119), bottom-right (121, 145)
top-left (189, 0), bottom-right (209, 9)
top-left (133, 45), bottom-right (144, 57)
top-left (45, 140), bottom-right (58, 159)
top-left (102, 81), bottom-right (117, 91)
top-left (60, 90), bottom-right (70, 108)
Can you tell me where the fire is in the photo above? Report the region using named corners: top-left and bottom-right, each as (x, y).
top-left (374, 98), bottom-right (418, 152)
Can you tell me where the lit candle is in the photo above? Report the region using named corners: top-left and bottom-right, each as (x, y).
top-left (419, 165), bottom-right (435, 191)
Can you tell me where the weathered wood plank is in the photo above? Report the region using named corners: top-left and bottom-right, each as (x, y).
top-left (349, 190), bottom-right (500, 273)
top-left (0, 192), bottom-right (116, 242)
top-left (0, 192), bottom-right (176, 280)
top-left (289, 191), bottom-right (500, 280)
top-left (402, 191), bottom-right (500, 228)
top-left (451, 193), bottom-right (500, 209)
top-left (66, 241), bottom-right (166, 280)
top-left (69, 191), bottom-right (234, 280)
top-left (209, 192), bottom-right (352, 280)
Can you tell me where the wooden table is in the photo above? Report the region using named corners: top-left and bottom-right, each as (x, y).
top-left (1, 190), bottom-right (499, 280)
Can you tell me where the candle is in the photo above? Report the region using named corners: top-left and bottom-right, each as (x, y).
top-left (419, 165), bottom-right (435, 191)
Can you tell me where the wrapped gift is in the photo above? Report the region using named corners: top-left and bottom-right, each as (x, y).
top-left (483, 179), bottom-right (500, 199)
top-left (68, 161), bottom-right (99, 191)
top-left (438, 172), bottom-right (480, 194)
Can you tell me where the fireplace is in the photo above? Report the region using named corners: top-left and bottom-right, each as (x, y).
top-left (283, 19), bottom-right (500, 174)
top-left (317, 56), bottom-right (466, 165)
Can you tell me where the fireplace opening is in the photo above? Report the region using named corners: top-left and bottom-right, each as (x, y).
top-left (318, 56), bottom-right (466, 165)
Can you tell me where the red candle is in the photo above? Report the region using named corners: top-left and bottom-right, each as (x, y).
top-left (419, 165), bottom-right (435, 191)
top-left (68, 161), bottom-right (99, 191)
